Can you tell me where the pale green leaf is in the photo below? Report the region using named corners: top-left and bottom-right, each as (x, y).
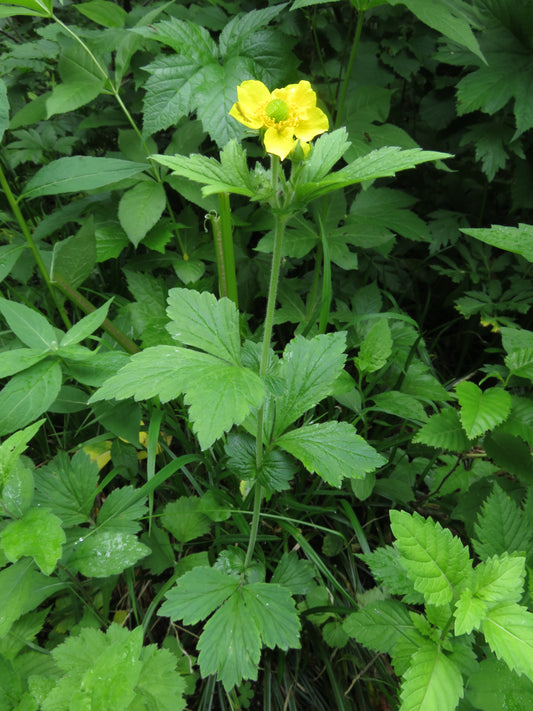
top-left (21, 157), bottom-right (148, 199)
top-left (135, 644), bottom-right (187, 711)
top-left (161, 497), bottom-right (212, 543)
top-left (456, 381), bottom-right (511, 438)
top-left (0, 419), bottom-right (44, 490)
top-left (472, 554), bottom-right (526, 606)
top-left (355, 319), bottom-right (392, 373)
top-left (118, 180), bottom-right (166, 247)
top-left (166, 288), bottom-right (241, 364)
top-left (70, 531), bottom-right (150, 577)
top-left (473, 486), bottom-right (532, 560)
top-left (359, 545), bottom-right (424, 604)
top-left (505, 348), bottom-right (533, 380)
top-left (59, 299), bottom-right (112, 348)
top-left (454, 589), bottom-right (488, 636)
top-left (413, 408), bottom-right (471, 451)
top-left (399, 641), bottom-right (464, 711)
top-left (299, 128), bottom-right (352, 183)
top-left (274, 332), bottom-right (347, 435)
top-left (1, 508), bottom-right (65, 575)
top-left (344, 600), bottom-right (417, 655)
top-left (0, 298), bottom-right (58, 351)
top-left (277, 421), bottom-right (386, 487)
top-left (159, 567), bottom-right (239, 624)
top-left (0, 559), bottom-right (49, 638)
top-left (0, 360), bottom-right (62, 437)
top-left (482, 603), bottom-right (533, 683)
top-left (390, 510), bottom-right (472, 606)
top-left (467, 658), bottom-right (533, 711)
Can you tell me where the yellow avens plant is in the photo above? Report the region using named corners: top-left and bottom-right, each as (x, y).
top-left (229, 79), bottom-right (329, 160)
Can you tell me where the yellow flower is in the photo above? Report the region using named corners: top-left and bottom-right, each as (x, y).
top-left (229, 79), bottom-right (329, 160)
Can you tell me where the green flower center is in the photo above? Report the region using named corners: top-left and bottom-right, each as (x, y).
top-left (265, 99), bottom-right (290, 123)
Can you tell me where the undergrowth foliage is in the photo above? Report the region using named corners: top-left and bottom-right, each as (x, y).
top-left (1, 0), bottom-right (533, 709)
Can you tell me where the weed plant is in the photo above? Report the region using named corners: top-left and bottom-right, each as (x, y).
top-left (1, 1), bottom-right (533, 709)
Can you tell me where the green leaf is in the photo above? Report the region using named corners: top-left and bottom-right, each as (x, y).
top-left (355, 318), bottom-right (392, 373)
top-left (0, 0), bottom-right (53, 16)
top-left (399, 641), bottom-right (464, 711)
top-left (225, 433), bottom-right (296, 492)
top-left (118, 180), bottom-right (166, 247)
top-left (33, 450), bottom-right (97, 526)
top-left (136, 644), bottom-right (187, 711)
top-left (454, 589), bottom-right (488, 636)
top-left (472, 554), bottom-right (526, 606)
top-left (359, 545), bottom-right (424, 604)
top-left (456, 381), bottom-right (511, 438)
top-left (0, 419), bottom-right (44, 490)
top-left (0, 298), bottom-right (58, 351)
top-left (0, 78), bottom-right (8, 144)
top-left (160, 567), bottom-right (239, 624)
top-left (473, 486), bottom-right (532, 560)
top-left (0, 360), bottom-right (62, 437)
top-left (482, 603), bottom-right (533, 683)
top-left (388, 0), bottom-right (483, 60)
top-left (370, 391), bottom-right (428, 423)
top-left (271, 552), bottom-right (316, 595)
top-left (462, 224), bottom-right (533, 263)
top-left (413, 408), bottom-right (471, 451)
top-left (467, 658), bottom-right (533, 711)
top-left (390, 510), bottom-right (472, 606)
top-left (0, 348), bottom-right (47, 378)
top-left (70, 531), bottom-right (150, 577)
top-left (75, 0), bottom-right (127, 27)
top-left (153, 141), bottom-right (255, 197)
top-left (46, 79), bottom-right (105, 119)
top-left (96, 485), bottom-right (147, 535)
top-left (348, 187), bottom-right (429, 242)
top-left (505, 348), bottom-right (533, 380)
top-left (295, 147), bottom-right (451, 203)
top-left (166, 288), bottom-right (241, 363)
top-left (161, 496), bottom-right (212, 544)
top-left (276, 421), bottom-right (386, 487)
top-left (21, 157), bottom-right (148, 199)
top-left (274, 332), bottom-right (347, 435)
top-left (1, 508), bottom-right (65, 575)
top-left (2, 459), bottom-right (34, 517)
top-left (59, 299), bottom-right (112, 348)
top-left (90, 346), bottom-right (265, 449)
top-left (299, 128), bottom-right (352, 183)
top-left (484, 431), bottom-right (533, 485)
top-left (0, 560), bottom-right (43, 638)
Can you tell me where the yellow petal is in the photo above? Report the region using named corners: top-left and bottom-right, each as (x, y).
top-left (282, 80), bottom-right (317, 111)
top-left (294, 106), bottom-right (329, 141)
top-left (229, 102), bottom-right (263, 129)
top-left (230, 80), bottom-right (271, 128)
top-left (264, 125), bottom-right (296, 160)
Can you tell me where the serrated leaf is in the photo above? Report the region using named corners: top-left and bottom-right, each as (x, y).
top-left (356, 319), bottom-right (392, 373)
top-left (462, 224), bottom-right (533, 263)
top-left (70, 531), bottom-right (150, 577)
top-left (454, 589), bottom-right (488, 636)
top-left (161, 496), bottom-right (212, 543)
top-left (166, 288), bottom-right (241, 363)
top-left (1, 508), bottom-right (65, 575)
top-left (482, 603), bottom-right (533, 683)
top-left (21, 157), bottom-right (148, 199)
top-left (399, 641), bottom-right (463, 711)
top-left (97, 486), bottom-right (147, 535)
top-left (413, 408), bottom-right (471, 451)
top-left (90, 346), bottom-right (265, 449)
top-left (277, 421), bottom-right (385, 487)
top-left (271, 552), bottom-right (316, 595)
top-left (390, 510), bottom-right (472, 606)
top-left (160, 567), bottom-right (239, 624)
top-left (225, 433), bottom-right (296, 492)
top-left (274, 332), bottom-right (347, 435)
top-left (0, 359), bottom-right (62, 437)
top-left (473, 486), bottom-right (532, 560)
top-left (456, 381), bottom-right (511, 438)
top-left (467, 658), bottom-right (533, 711)
top-left (359, 545), bottom-right (424, 604)
top-left (299, 128), bottom-right (352, 183)
top-left (505, 348), bottom-right (533, 380)
top-left (242, 582), bottom-right (301, 650)
top-left (472, 554), bottom-right (526, 606)
top-left (136, 644), bottom-right (187, 711)
top-left (0, 298), bottom-right (58, 351)
top-left (484, 431), bottom-right (533, 485)
top-left (344, 599), bottom-right (422, 657)
top-left (348, 187), bottom-right (429, 241)
top-left (0, 419), bottom-right (44, 490)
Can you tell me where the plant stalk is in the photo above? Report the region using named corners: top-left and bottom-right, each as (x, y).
top-left (335, 8), bottom-right (365, 128)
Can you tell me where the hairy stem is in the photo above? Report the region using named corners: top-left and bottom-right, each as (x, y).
top-left (335, 8), bottom-right (365, 128)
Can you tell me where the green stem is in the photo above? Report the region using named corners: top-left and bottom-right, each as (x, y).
top-left (335, 9), bottom-right (365, 128)
top-left (209, 194), bottom-right (238, 305)
top-left (0, 162), bottom-right (72, 330)
top-left (245, 157), bottom-right (288, 569)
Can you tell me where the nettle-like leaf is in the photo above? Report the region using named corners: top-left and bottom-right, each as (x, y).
top-left (461, 224), bottom-right (533, 264)
top-left (137, 6), bottom-right (293, 145)
top-left (472, 554), bottom-right (526, 606)
top-left (359, 545), bottom-right (424, 604)
top-left (225, 433), bottom-right (296, 492)
top-left (90, 289), bottom-right (265, 449)
top-left (456, 381), bottom-right (511, 438)
top-left (454, 589), bottom-right (488, 636)
top-left (482, 603), bottom-right (533, 683)
top-left (0, 508), bottom-right (65, 575)
top-left (473, 486), bottom-right (532, 560)
top-left (413, 408), bottom-right (471, 451)
top-left (159, 567), bottom-right (300, 690)
top-left (273, 331), bottom-right (347, 436)
top-left (390, 510), bottom-right (472, 606)
top-left (276, 421), bottom-right (386, 487)
top-left (399, 641), bottom-right (464, 711)
top-left (44, 624), bottom-right (186, 711)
